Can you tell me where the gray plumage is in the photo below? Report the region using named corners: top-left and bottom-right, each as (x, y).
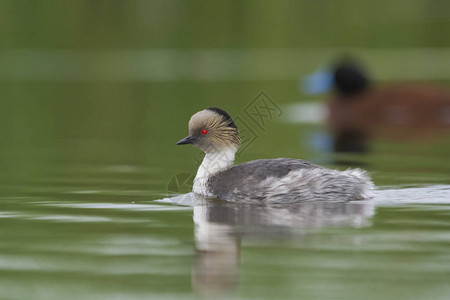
top-left (207, 158), bottom-right (374, 203)
top-left (208, 158), bottom-right (319, 195)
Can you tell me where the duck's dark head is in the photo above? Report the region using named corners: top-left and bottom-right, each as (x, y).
top-left (176, 107), bottom-right (241, 153)
top-left (303, 58), bottom-right (370, 96)
top-left (333, 61), bottom-right (370, 96)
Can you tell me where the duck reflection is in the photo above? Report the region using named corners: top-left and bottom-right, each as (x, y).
top-left (162, 193), bottom-right (375, 297)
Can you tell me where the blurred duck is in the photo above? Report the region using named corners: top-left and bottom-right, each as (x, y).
top-left (303, 59), bottom-right (450, 152)
top-left (176, 107), bottom-right (374, 203)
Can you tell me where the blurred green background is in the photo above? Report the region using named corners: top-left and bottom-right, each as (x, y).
top-left (0, 1), bottom-right (450, 299)
top-left (1, 0), bottom-right (449, 193)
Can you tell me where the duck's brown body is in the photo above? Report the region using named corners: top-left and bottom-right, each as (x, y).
top-left (329, 83), bottom-right (450, 144)
top-left (321, 60), bottom-right (450, 152)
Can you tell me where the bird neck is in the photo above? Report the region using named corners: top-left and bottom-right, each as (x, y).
top-left (195, 148), bottom-right (236, 180)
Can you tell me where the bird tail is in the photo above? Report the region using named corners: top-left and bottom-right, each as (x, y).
top-left (343, 168), bottom-right (375, 200)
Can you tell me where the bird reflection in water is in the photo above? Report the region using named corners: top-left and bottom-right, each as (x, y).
top-left (161, 193), bottom-right (375, 297)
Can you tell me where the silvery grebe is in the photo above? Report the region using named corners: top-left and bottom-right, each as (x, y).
top-left (177, 107), bottom-right (374, 203)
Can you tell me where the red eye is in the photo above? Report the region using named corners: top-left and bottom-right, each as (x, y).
top-left (202, 129), bottom-right (208, 135)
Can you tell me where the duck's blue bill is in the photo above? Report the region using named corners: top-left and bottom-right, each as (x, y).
top-left (302, 69), bottom-right (334, 95)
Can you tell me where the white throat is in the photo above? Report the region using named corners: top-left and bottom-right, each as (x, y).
top-left (193, 148), bottom-right (236, 196)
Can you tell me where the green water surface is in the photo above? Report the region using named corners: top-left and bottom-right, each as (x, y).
top-left (1, 1), bottom-right (450, 299)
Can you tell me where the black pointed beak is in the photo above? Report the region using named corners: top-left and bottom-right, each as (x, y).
top-left (176, 136), bottom-right (197, 145)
